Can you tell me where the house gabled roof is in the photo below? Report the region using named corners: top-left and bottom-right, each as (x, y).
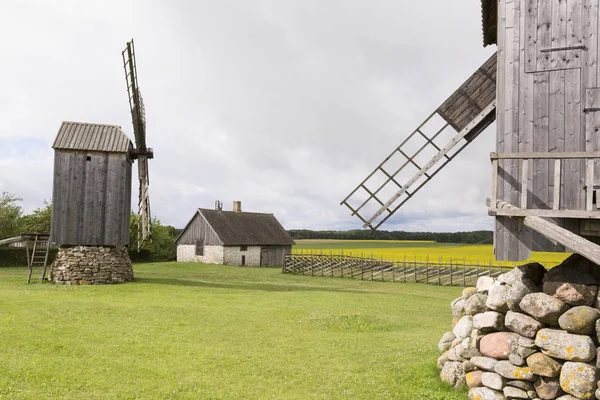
top-left (52, 121), bottom-right (133, 153)
top-left (481, 0), bottom-right (497, 47)
top-left (176, 208), bottom-right (295, 246)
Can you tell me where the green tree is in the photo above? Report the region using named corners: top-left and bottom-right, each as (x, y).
top-left (129, 214), bottom-right (177, 261)
top-left (18, 201), bottom-right (52, 233)
top-left (0, 192), bottom-right (23, 239)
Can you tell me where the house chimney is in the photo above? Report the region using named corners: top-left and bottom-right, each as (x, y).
top-left (233, 201), bottom-right (242, 213)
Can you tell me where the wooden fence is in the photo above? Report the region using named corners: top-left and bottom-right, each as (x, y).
top-left (282, 254), bottom-right (515, 287)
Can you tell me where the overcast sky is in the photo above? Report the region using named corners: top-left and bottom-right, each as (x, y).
top-left (0, 0), bottom-right (496, 232)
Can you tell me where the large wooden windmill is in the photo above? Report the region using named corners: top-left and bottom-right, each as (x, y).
top-left (342, 0), bottom-right (600, 265)
top-left (49, 39), bottom-right (153, 284)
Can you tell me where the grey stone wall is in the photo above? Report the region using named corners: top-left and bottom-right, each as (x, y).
top-left (438, 254), bottom-right (600, 399)
top-left (50, 246), bottom-right (134, 284)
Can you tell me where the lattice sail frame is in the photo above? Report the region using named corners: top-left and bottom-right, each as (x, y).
top-left (341, 54), bottom-right (498, 230)
top-left (123, 39), bottom-right (153, 250)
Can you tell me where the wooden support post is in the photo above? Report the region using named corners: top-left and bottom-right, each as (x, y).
top-left (450, 258), bottom-right (453, 286)
top-left (491, 158), bottom-right (499, 207)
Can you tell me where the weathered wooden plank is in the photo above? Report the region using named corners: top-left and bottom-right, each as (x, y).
top-left (490, 206), bottom-right (600, 218)
top-left (550, 0), bottom-right (567, 70)
top-left (553, 159), bottom-right (562, 210)
top-left (564, 68), bottom-right (583, 210)
top-left (537, 0), bottom-right (553, 70)
top-left (583, 0), bottom-right (599, 89)
top-left (586, 88), bottom-right (600, 186)
top-left (525, 0), bottom-right (538, 72)
top-left (496, 0), bottom-right (507, 258)
top-left (521, 159), bottom-right (529, 208)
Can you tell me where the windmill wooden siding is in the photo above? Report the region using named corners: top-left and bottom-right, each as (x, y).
top-left (50, 122), bottom-right (133, 247)
top-left (175, 207), bottom-right (295, 267)
top-left (491, 0), bottom-right (600, 260)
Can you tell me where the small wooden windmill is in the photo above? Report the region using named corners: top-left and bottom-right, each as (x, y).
top-left (342, 0), bottom-right (600, 266)
top-left (123, 39), bottom-right (153, 250)
top-left (49, 39), bottom-right (153, 284)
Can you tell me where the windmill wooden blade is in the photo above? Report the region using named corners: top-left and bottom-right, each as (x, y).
top-left (123, 39), bottom-right (153, 249)
top-left (341, 53), bottom-right (497, 230)
top-left (137, 156), bottom-right (152, 248)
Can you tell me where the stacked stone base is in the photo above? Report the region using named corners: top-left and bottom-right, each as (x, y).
top-left (50, 246), bottom-right (134, 285)
top-left (438, 254), bottom-right (600, 400)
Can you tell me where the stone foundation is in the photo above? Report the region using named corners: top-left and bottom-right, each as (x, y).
top-left (50, 246), bottom-right (134, 284)
top-left (438, 254), bottom-right (600, 399)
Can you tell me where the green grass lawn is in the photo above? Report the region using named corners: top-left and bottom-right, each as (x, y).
top-left (0, 263), bottom-right (466, 399)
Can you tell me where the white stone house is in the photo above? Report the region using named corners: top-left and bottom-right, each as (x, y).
top-left (175, 203), bottom-right (295, 267)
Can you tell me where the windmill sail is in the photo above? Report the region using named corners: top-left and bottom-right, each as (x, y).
top-left (123, 39), bottom-right (153, 249)
top-left (341, 53), bottom-right (497, 230)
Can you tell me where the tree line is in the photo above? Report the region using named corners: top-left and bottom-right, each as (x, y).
top-left (287, 229), bottom-right (493, 244)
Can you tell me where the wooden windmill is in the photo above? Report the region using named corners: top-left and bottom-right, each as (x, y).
top-left (49, 39), bottom-right (153, 284)
top-left (123, 39), bottom-right (153, 250)
top-left (342, 0), bottom-right (600, 265)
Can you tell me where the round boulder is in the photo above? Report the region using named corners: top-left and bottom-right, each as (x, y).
top-left (534, 376), bottom-right (563, 399)
top-left (494, 360), bottom-right (535, 381)
top-left (466, 370), bottom-right (483, 388)
top-left (480, 332), bottom-right (519, 360)
top-left (543, 281), bottom-right (598, 307)
top-left (557, 305), bottom-right (600, 335)
top-left (438, 331), bottom-right (456, 352)
top-left (506, 279), bottom-right (538, 312)
top-left (470, 356), bottom-right (498, 372)
top-left (535, 328), bottom-right (596, 362)
top-left (473, 311), bottom-right (505, 333)
top-left (526, 352), bottom-right (562, 378)
top-left (482, 372), bottom-right (505, 390)
top-left (486, 282), bottom-right (510, 312)
top-left (440, 361), bottom-right (465, 388)
top-left (453, 315), bottom-right (474, 341)
top-left (559, 362), bottom-right (599, 399)
top-left (505, 310), bottom-right (544, 338)
top-left (465, 293), bottom-right (489, 315)
top-left (519, 293), bottom-right (569, 325)
top-left (468, 387), bottom-right (505, 400)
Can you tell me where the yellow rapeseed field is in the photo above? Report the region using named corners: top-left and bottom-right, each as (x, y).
top-left (293, 240), bottom-right (569, 268)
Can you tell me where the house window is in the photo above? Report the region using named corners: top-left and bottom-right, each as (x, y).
top-left (240, 246), bottom-right (247, 251)
top-left (86, 156), bottom-right (91, 161)
top-left (195, 240), bottom-right (204, 256)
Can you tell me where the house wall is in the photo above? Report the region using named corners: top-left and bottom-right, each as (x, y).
top-left (495, 0), bottom-right (600, 260)
top-left (177, 245), bottom-right (224, 264)
top-left (51, 150), bottom-right (132, 247)
top-left (223, 246), bottom-right (261, 266)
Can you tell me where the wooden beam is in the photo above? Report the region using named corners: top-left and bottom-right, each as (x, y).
top-left (490, 151), bottom-right (600, 159)
top-left (489, 199), bottom-right (600, 265)
top-left (0, 236), bottom-right (25, 246)
top-left (489, 208), bottom-right (600, 219)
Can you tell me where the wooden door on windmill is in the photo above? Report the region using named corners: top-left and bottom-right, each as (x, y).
top-left (525, 0), bottom-right (584, 73)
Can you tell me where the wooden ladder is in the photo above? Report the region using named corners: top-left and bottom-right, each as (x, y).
top-left (26, 234), bottom-right (50, 284)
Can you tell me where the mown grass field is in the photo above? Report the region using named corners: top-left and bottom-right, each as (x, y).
top-left (0, 263), bottom-right (466, 399)
top-left (293, 240), bottom-right (569, 268)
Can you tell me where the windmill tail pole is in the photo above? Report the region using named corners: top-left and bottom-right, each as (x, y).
top-left (489, 199), bottom-right (600, 265)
